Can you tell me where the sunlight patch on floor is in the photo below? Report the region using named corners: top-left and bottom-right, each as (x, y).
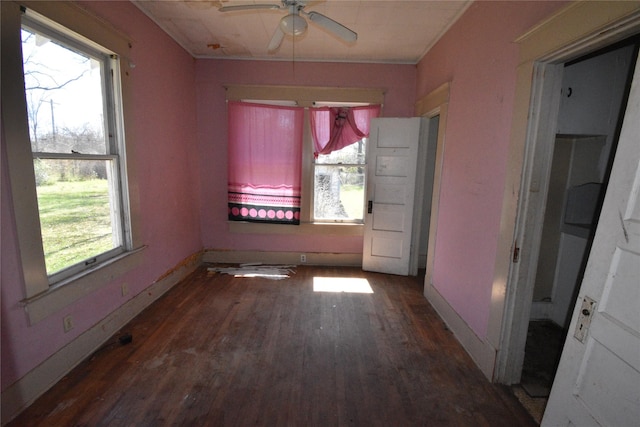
top-left (313, 277), bottom-right (374, 294)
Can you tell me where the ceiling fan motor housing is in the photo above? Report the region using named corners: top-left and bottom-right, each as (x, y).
top-left (280, 13), bottom-right (308, 36)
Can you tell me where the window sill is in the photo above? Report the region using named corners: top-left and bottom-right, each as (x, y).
top-left (21, 246), bottom-right (147, 325)
top-left (228, 221), bottom-right (364, 236)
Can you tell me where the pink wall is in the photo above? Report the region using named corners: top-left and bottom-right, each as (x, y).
top-left (1, 1), bottom-right (202, 390)
top-left (416, 1), bottom-right (566, 337)
top-left (1, 0), bottom-right (571, 398)
top-left (195, 60), bottom-right (417, 253)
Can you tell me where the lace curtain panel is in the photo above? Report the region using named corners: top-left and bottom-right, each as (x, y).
top-left (227, 101), bottom-right (304, 224)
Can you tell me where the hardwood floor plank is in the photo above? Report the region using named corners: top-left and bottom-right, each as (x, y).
top-left (8, 266), bottom-right (535, 426)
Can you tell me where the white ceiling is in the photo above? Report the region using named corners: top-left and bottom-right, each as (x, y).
top-left (131, 0), bottom-right (471, 64)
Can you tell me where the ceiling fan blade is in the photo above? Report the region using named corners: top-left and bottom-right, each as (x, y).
top-left (219, 4), bottom-right (281, 12)
top-left (306, 11), bottom-right (357, 43)
top-left (267, 27), bottom-right (285, 53)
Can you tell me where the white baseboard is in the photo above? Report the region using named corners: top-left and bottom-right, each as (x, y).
top-left (203, 249), bottom-right (362, 267)
top-left (1, 252), bottom-right (201, 425)
top-left (424, 282), bottom-right (497, 380)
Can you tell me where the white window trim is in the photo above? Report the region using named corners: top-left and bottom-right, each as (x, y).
top-left (2, 1), bottom-right (142, 324)
top-left (225, 85), bottom-right (384, 234)
top-left (23, 15), bottom-right (132, 282)
top-left (311, 131), bottom-right (368, 225)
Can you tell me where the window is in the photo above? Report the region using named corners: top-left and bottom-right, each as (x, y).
top-left (313, 139), bottom-right (367, 222)
top-left (227, 101), bottom-right (379, 225)
top-left (21, 12), bottom-right (130, 283)
top-left (224, 85), bottom-right (384, 231)
top-left (310, 105), bottom-right (380, 223)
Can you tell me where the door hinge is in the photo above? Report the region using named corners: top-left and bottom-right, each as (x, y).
top-left (512, 245), bottom-right (520, 263)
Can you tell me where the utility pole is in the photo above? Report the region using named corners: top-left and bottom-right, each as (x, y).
top-left (50, 99), bottom-right (56, 142)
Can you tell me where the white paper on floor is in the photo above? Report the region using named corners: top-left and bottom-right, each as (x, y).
top-left (208, 263), bottom-right (296, 280)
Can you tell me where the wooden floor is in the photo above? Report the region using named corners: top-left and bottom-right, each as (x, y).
top-left (9, 266), bottom-right (535, 426)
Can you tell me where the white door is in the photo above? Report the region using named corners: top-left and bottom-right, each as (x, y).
top-left (362, 118), bottom-right (421, 275)
top-left (542, 58), bottom-right (640, 426)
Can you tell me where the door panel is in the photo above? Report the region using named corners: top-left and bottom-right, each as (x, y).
top-left (377, 122), bottom-right (412, 148)
top-left (574, 339), bottom-right (638, 426)
top-left (376, 156), bottom-right (411, 176)
top-left (372, 183), bottom-right (407, 205)
top-left (542, 56), bottom-right (640, 426)
top-left (363, 118), bottom-right (420, 275)
top-left (372, 214), bottom-right (405, 232)
top-left (371, 237), bottom-right (403, 259)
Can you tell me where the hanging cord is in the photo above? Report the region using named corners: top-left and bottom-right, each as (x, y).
top-left (292, 26), bottom-right (297, 77)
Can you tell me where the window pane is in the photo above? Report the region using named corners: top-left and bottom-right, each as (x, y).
top-left (21, 27), bottom-right (107, 154)
top-left (315, 139), bottom-right (366, 165)
top-left (314, 164), bottom-right (365, 221)
top-left (34, 159), bottom-right (119, 275)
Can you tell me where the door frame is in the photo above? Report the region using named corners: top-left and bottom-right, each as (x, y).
top-left (415, 83), bottom-right (449, 284)
top-left (494, 1), bottom-right (640, 384)
top-left (412, 83), bottom-right (450, 277)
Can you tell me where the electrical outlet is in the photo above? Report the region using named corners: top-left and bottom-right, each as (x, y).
top-left (121, 282), bottom-right (129, 297)
top-left (63, 315), bottom-right (74, 333)
top-left (300, 254), bottom-right (307, 263)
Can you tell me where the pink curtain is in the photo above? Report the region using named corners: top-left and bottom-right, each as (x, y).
top-left (227, 101), bottom-right (304, 224)
top-left (309, 105), bottom-right (381, 157)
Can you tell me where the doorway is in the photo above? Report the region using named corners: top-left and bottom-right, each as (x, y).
top-left (512, 36), bottom-right (639, 421)
top-left (414, 82), bottom-right (450, 283)
top-left (415, 115), bottom-right (439, 279)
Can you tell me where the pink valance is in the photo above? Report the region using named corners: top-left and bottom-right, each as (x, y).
top-left (309, 105), bottom-right (381, 156)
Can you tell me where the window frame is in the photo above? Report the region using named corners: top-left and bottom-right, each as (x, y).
top-left (22, 14), bottom-right (132, 282)
top-left (2, 2), bottom-right (142, 324)
top-left (225, 85), bottom-right (384, 234)
top-left (312, 136), bottom-right (368, 224)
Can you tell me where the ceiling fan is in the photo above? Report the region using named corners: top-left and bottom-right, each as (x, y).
top-left (219, 0), bottom-right (357, 53)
